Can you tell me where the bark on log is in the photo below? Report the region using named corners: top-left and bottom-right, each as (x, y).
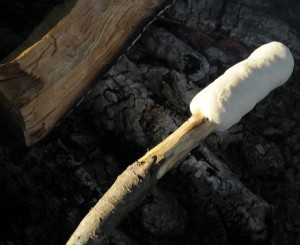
top-left (0, 0), bottom-right (172, 147)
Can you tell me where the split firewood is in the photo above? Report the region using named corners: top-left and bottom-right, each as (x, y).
top-left (67, 42), bottom-right (294, 244)
top-left (0, 0), bottom-right (173, 147)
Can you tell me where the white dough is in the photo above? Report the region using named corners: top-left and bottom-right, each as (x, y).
top-left (190, 41), bottom-right (294, 131)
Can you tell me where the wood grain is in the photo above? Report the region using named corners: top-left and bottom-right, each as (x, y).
top-left (0, 0), bottom-right (171, 146)
top-left (67, 112), bottom-right (215, 244)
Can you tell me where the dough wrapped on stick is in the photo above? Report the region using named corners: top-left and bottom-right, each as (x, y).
top-left (68, 41), bottom-right (294, 245)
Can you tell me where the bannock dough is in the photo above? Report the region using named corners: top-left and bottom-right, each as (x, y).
top-left (190, 41), bottom-right (294, 131)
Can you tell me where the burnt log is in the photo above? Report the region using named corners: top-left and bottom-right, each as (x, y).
top-left (0, 0), bottom-right (300, 245)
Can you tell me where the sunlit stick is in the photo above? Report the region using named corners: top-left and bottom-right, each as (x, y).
top-left (68, 41), bottom-right (294, 245)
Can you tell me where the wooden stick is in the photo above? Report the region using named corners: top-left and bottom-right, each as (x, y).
top-left (67, 41), bottom-right (295, 244)
top-left (67, 40), bottom-right (294, 244)
top-left (67, 112), bottom-right (216, 245)
top-left (0, 0), bottom-right (171, 147)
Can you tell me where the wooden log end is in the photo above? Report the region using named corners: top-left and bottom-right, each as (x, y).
top-left (0, 62), bottom-right (44, 147)
top-left (0, 89), bottom-right (26, 148)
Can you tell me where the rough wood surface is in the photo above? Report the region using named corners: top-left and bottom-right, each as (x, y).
top-left (67, 113), bottom-right (215, 244)
top-left (0, 0), bottom-right (300, 244)
top-left (0, 0), bottom-right (171, 147)
top-left (84, 55), bottom-right (274, 243)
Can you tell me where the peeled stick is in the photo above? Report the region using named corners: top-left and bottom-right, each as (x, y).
top-left (67, 42), bottom-right (294, 245)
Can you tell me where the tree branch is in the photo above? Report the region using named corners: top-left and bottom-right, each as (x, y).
top-left (67, 113), bottom-right (215, 244)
